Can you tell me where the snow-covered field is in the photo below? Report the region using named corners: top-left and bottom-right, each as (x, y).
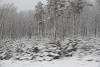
top-left (0, 56), bottom-right (100, 67)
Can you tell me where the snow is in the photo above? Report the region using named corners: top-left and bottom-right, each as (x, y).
top-left (0, 56), bottom-right (100, 67)
top-left (0, 37), bottom-right (100, 67)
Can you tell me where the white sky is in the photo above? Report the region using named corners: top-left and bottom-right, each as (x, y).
top-left (0, 0), bottom-right (96, 11)
top-left (1, 0), bottom-right (47, 11)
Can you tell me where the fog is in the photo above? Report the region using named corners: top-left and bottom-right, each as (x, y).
top-left (1, 0), bottom-right (47, 11)
top-left (0, 0), bottom-right (96, 11)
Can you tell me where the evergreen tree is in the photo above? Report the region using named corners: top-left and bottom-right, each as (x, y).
top-left (34, 1), bottom-right (45, 37)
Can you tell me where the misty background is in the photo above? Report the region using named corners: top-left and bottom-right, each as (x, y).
top-left (0, 0), bottom-right (47, 11)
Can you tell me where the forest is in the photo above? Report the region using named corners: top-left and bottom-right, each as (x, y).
top-left (0, 0), bottom-right (100, 67)
top-left (0, 0), bottom-right (100, 40)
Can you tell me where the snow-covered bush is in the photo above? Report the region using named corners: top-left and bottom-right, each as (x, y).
top-left (0, 37), bottom-right (100, 61)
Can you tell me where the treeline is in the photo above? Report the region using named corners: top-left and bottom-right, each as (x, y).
top-left (0, 3), bottom-right (37, 39)
top-left (0, 0), bottom-right (100, 40)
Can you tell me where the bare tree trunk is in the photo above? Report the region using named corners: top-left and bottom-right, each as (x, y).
top-left (1, 18), bottom-right (5, 39)
top-left (62, 16), bottom-right (65, 40)
top-left (73, 14), bottom-right (76, 39)
top-left (54, 17), bottom-right (56, 40)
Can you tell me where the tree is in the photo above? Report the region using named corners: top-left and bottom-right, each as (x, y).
top-left (56, 0), bottom-right (66, 40)
top-left (67, 0), bottom-right (92, 38)
top-left (46, 0), bottom-right (63, 40)
top-left (0, 3), bottom-right (17, 39)
top-left (34, 1), bottom-right (45, 37)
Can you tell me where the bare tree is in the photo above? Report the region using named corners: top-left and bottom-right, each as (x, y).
top-left (0, 3), bottom-right (17, 39)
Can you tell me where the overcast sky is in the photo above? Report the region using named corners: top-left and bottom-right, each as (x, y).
top-left (0, 0), bottom-right (96, 11)
top-left (1, 0), bottom-right (47, 11)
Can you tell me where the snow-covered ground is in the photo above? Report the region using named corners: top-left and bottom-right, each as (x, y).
top-left (0, 56), bottom-right (100, 67)
top-left (0, 37), bottom-right (100, 67)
